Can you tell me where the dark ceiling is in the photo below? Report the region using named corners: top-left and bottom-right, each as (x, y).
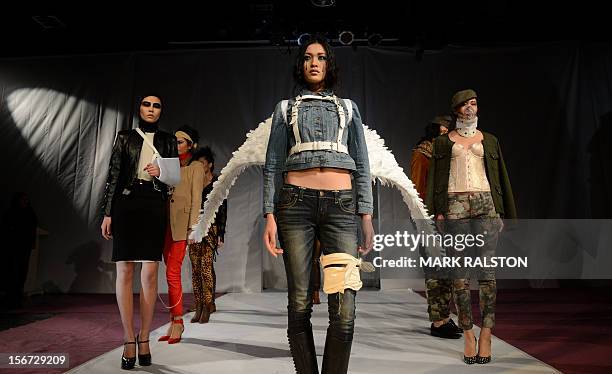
top-left (2, 1), bottom-right (609, 58)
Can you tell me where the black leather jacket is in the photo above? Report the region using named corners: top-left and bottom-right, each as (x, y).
top-left (101, 127), bottom-right (178, 217)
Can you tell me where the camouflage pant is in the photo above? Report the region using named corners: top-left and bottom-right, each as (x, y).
top-left (454, 278), bottom-right (496, 329)
top-left (425, 278), bottom-right (454, 322)
top-left (445, 192), bottom-right (500, 329)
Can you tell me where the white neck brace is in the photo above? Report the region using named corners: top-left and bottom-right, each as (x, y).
top-left (455, 117), bottom-right (478, 138)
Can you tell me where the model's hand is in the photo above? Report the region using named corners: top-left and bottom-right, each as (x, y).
top-left (358, 214), bottom-right (374, 255)
top-left (145, 163), bottom-right (160, 177)
top-left (435, 214), bottom-right (445, 233)
top-left (187, 229), bottom-right (196, 245)
top-left (263, 214), bottom-right (283, 257)
top-left (218, 238), bottom-right (224, 248)
top-left (101, 216), bottom-right (113, 240)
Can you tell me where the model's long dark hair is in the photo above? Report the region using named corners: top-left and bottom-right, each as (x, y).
top-left (293, 35), bottom-right (339, 93)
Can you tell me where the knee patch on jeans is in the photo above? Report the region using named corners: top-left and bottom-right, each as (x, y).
top-left (320, 253), bottom-right (363, 294)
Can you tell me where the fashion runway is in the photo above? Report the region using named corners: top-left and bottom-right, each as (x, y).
top-left (68, 290), bottom-right (560, 373)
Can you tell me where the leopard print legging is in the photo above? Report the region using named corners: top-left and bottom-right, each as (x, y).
top-left (189, 226), bottom-right (218, 305)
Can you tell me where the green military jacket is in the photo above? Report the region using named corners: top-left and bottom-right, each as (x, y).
top-left (425, 131), bottom-right (517, 219)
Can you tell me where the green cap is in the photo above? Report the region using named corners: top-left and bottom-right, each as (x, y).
top-left (431, 115), bottom-right (451, 127)
top-left (451, 89), bottom-right (477, 110)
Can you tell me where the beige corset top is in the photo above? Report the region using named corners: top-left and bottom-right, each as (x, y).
top-left (448, 142), bottom-right (491, 193)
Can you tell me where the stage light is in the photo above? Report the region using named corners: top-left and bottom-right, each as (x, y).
top-left (338, 31), bottom-right (354, 46)
top-left (297, 33), bottom-right (312, 46)
top-left (311, 0), bottom-right (335, 7)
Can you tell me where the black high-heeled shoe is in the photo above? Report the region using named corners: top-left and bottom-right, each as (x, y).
top-left (463, 336), bottom-right (477, 365)
top-left (136, 334), bottom-right (152, 366)
top-left (121, 341), bottom-right (136, 370)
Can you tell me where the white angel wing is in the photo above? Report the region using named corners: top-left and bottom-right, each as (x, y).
top-left (364, 125), bottom-right (443, 257)
top-left (190, 118), bottom-right (442, 258)
top-left (190, 116), bottom-right (272, 242)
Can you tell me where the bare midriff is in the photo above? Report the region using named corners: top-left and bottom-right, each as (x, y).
top-left (286, 167), bottom-right (352, 190)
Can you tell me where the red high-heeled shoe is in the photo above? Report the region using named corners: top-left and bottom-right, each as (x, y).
top-left (157, 317), bottom-right (174, 341)
top-left (168, 318), bottom-right (184, 344)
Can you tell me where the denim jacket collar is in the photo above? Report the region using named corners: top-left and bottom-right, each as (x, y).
top-left (298, 88), bottom-right (334, 98)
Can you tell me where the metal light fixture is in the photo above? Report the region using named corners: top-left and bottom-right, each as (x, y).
top-left (338, 31), bottom-right (354, 46)
top-left (311, 0), bottom-right (336, 7)
top-left (297, 33), bottom-right (312, 46)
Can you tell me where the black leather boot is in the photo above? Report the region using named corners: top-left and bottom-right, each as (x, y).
top-left (321, 290), bottom-right (355, 374)
top-left (321, 332), bottom-right (352, 374)
top-left (287, 322), bottom-right (319, 374)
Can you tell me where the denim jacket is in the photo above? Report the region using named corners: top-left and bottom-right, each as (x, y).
top-left (263, 89), bottom-right (373, 215)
